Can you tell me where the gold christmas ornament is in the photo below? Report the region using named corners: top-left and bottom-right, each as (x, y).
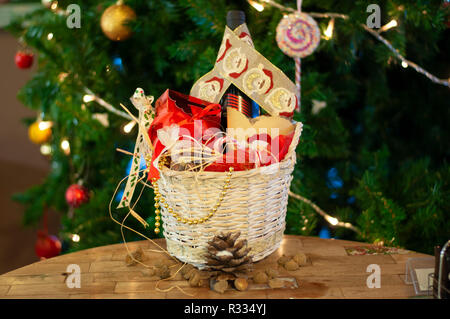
top-left (100, 1), bottom-right (136, 41)
top-left (28, 121), bottom-right (52, 145)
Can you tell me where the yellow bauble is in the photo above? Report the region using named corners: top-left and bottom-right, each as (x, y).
top-left (28, 122), bottom-right (52, 145)
top-left (100, 2), bottom-right (136, 41)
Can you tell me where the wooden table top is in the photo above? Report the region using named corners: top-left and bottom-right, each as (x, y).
top-left (0, 235), bottom-right (430, 299)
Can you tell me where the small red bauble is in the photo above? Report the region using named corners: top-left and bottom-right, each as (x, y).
top-left (35, 230), bottom-right (62, 259)
top-left (15, 51), bottom-right (34, 69)
top-left (65, 184), bottom-right (90, 208)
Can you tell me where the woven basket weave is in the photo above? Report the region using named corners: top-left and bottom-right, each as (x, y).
top-left (156, 123), bottom-right (302, 268)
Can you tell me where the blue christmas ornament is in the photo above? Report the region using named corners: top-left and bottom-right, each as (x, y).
top-left (327, 167), bottom-right (338, 179)
top-left (327, 167), bottom-right (343, 189)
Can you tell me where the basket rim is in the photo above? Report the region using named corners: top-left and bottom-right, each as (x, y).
top-left (159, 152), bottom-right (295, 178)
top-left (157, 122), bottom-right (302, 178)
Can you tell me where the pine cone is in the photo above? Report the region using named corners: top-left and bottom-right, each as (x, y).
top-left (205, 231), bottom-right (252, 273)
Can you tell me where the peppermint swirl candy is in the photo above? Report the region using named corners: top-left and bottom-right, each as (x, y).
top-left (276, 12), bottom-right (320, 58)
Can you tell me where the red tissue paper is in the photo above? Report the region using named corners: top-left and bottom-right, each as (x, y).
top-left (147, 89), bottom-right (296, 180)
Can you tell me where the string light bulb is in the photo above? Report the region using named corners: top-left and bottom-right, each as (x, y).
top-left (50, 1), bottom-right (58, 11)
top-left (61, 138), bottom-right (71, 155)
top-left (38, 121), bottom-right (53, 131)
top-left (324, 18), bottom-right (335, 40)
top-left (71, 234), bottom-right (80, 242)
top-left (47, 33), bottom-right (54, 40)
top-left (122, 120), bottom-right (136, 134)
top-left (83, 94), bottom-right (95, 103)
top-left (248, 0), bottom-right (265, 12)
top-left (40, 143), bottom-right (52, 156)
top-left (327, 216), bottom-right (339, 226)
top-left (379, 19), bottom-right (398, 33)
top-left (58, 72), bottom-right (68, 82)
top-left (401, 61), bottom-right (408, 68)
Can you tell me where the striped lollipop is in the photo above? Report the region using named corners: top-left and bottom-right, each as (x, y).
top-left (276, 12), bottom-right (320, 58)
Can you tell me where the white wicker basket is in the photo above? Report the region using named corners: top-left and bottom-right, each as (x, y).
top-left (156, 123), bottom-right (302, 268)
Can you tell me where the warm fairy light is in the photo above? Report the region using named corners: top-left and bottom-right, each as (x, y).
top-left (83, 94), bottom-right (95, 103)
top-left (47, 33), bottom-right (54, 40)
top-left (38, 121), bottom-right (53, 130)
top-left (249, 0), bottom-right (265, 12)
top-left (324, 18), bottom-right (335, 40)
top-left (327, 216), bottom-right (339, 226)
top-left (50, 1), bottom-right (58, 10)
top-left (58, 72), bottom-right (68, 82)
top-left (123, 120), bottom-right (136, 134)
top-left (379, 19), bottom-right (398, 32)
top-left (61, 138), bottom-right (70, 155)
top-left (401, 61), bottom-right (408, 68)
top-left (71, 234), bottom-right (80, 242)
top-left (40, 143), bottom-right (52, 155)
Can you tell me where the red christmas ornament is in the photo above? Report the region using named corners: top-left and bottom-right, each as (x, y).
top-left (35, 230), bottom-right (62, 259)
top-left (15, 51), bottom-right (34, 69)
top-left (65, 184), bottom-right (90, 208)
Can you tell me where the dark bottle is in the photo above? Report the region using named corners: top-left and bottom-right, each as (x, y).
top-left (220, 10), bottom-right (260, 131)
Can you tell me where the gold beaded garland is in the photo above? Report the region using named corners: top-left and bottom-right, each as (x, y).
top-left (151, 166), bottom-right (233, 233)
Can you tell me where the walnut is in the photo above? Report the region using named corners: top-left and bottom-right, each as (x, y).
top-left (253, 271), bottom-right (268, 284)
top-left (284, 259), bottom-right (299, 271)
top-left (277, 255), bottom-right (291, 266)
top-left (268, 278), bottom-right (285, 289)
top-left (210, 278), bottom-right (229, 294)
top-left (265, 268), bottom-right (279, 279)
top-left (155, 264), bottom-right (171, 279)
top-left (234, 278), bottom-right (249, 291)
top-left (125, 247), bottom-right (145, 266)
top-left (292, 253), bottom-right (308, 266)
top-left (189, 271), bottom-right (201, 287)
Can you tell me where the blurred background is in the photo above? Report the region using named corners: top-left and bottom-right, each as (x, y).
top-left (0, 4), bottom-right (59, 274)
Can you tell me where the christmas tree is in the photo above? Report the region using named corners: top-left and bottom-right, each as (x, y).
top-left (6, 0), bottom-right (450, 256)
